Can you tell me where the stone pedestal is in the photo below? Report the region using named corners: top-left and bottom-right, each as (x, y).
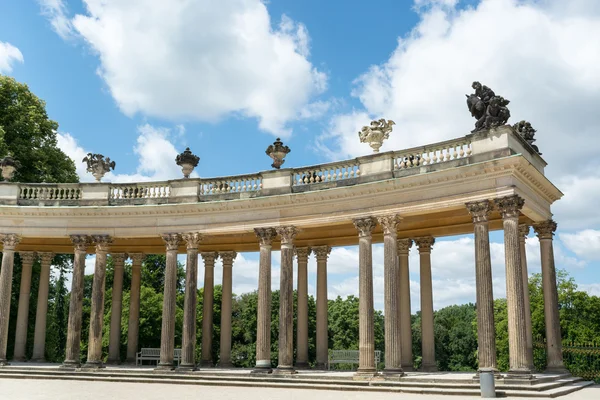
top-left (353, 217), bottom-right (377, 377)
top-left (84, 235), bottom-right (112, 369)
top-left (397, 239), bottom-right (413, 371)
top-left (519, 225), bottom-right (534, 370)
top-left (466, 201), bottom-right (497, 372)
top-left (253, 228), bottom-right (277, 373)
top-left (495, 195), bottom-right (532, 379)
top-left (62, 235), bottom-right (89, 368)
top-left (107, 253), bottom-right (126, 364)
top-left (200, 251), bottom-right (217, 368)
top-left (415, 236), bottom-right (437, 372)
top-left (157, 234), bottom-right (181, 370)
top-left (313, 245), bottom-right (331, 370)
top-left (126, 253), bottom-right (144, 363)
top-left (13, 251), bottom-right (37, 361)
top-left (275, 226), bottom-right (299, 375)
top-left (295, 247), bottom-right (311, 369)
top-left (534, 220), bottom-right (567, 373)
top-left (378, 215), bottom-right (403, 376)
top-left (0, 234), bottom-right (20, 365)
top-left (31, 252), bottom-right (54, 362)
top-left (219, 251), bottom-right (236, 368)
top-left (179, 233), bottom-right (202, 371)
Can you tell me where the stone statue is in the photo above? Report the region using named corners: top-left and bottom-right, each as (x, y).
top-left (513, 120), bottom-right (541, 154)
top-left (358, 119), bottom-right (395, 153)
top-left (466, 82), bottom-right (510, 132)
top-left (82, 153), bottom-right (116, 182)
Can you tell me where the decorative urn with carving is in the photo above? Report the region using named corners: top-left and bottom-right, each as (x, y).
top-left (175, 147), bottom-right (200, 178)
top-left (0, 154), bottom-right (20, 181)
top-left (82, 153), bottom-right (116, 182)
top-left (358, 119), bottom-right (395, 153)
top-left (265, 138), bottom-right (291, 169)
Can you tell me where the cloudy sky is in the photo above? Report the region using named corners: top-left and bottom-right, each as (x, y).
top-left (1, 0), bottom-right (599, 311)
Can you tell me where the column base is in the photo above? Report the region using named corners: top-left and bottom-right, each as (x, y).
top-left (401, 365), bottom-right (414, 372)
top-left (0, 359), bottom-right (9, 366)
top-left (545, 365), bottom-right (569, 375)
top-left (155, 362), bottom-right (175, 371)
top-left (314, 362), bottom-right (327, 370)
top-left (295, 361), bottom-right (310, 370)
top-left (420, 363), bottom-right (438, 372)
top-left (353, 368), bottom-right (378, 380)
top-left (198, 360), bottom-right (214, 368)
top-left (217, 362), bottom-right (234, 369)
top-left (504, 369), bottom-right (535, 382)
top-left (82, 361), bottom-right (105, 369)
top-left (105, 359), bottom-right (121, 365)
top-left (60, 360), bottom-right (80, 369)
top-left (251, 366), bottom-right (273, 374)
top-left (177, 363), bottom-right (197, 372)
top-left (473, 368), bottom-right (502, 380)
top-left (382, 368), bottom-right (405, 378)
top-left (12, 356), bottom-right (26, 362)
top-left (274, 366), bottom-right (297, 375)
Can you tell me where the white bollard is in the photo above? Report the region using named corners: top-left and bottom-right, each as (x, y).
top-left (479, 369), bottom-right (496, 398)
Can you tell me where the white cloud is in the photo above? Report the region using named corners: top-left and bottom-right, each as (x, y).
top-left (560, 230), bottom-right (600, 261)
top-left (47, 0), bottom-right (327, 136)
top-left (0, 41), bottom-right (23, 73)
top-left (580, 283), bottom-right (600, 297)
top-left (552, 172), bottom-right (600, 230)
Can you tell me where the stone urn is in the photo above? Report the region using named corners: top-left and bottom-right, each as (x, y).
top-left (82, 153), bottom-right (116, 182)
top-left (175, 147), bottom-right (200, 178)
top-left (358, 119), bottom-right (395, 153)
top-left (0, 155), bottom-right (20, 181)
top-left (266, 138), bottom-right (291, 169)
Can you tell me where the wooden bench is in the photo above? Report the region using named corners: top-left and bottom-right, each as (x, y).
top-left (328, 350), bottom-right (381, 370)
top-left (136, 348), bottom-right (182, 366)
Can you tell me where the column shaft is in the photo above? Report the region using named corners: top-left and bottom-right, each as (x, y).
top-left (416, 236), bottom-right (437, 372)
top-left (495, 195), bottom-right (531, 377)
top-left (108, 253), bottom-right (126, 364)
top-left (467, 201), bottom-right (497, 372)
top-left (158, 234), bottom-right (181, 369)
top-left (353, 217), bottom-right (377, 376)
top-left (534, 220), bottom-right (566, 373)
top-left (32, 252), bottom-right (54, 361)
top-left (519, 225), bottom-right (534, 369)
top-left (253, 228), bottom-right (276, 373)
top-left (219, 251), bottom-right (236, 367)
top-left (200, 252), bottom-right (217, 367)
top-left (63, 235), bottom-right (88, 368)
top-left (13, 252), bottom-right (36, 361)
top-left (180, 233), bottom-right (202, 370)
top-left (314, 246), bottom-right (330, 369)
top-left (85, 235), bottom-right (112, 368)
top-left (275, 226), bottom-right (298, 374)
top-left (398, 239), bottom-right (413, 371)
top-left (0, 234), bottom-right (20, 365)
top-left (295, 248), bottom-right (310, 369)
top-left (126, 254), bottom-right (144, 363)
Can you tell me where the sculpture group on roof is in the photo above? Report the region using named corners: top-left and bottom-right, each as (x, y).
top-left (466, 81), bottom-right (511, 132)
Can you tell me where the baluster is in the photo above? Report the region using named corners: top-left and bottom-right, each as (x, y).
top-left (459, 144), bottom-right (465, 158)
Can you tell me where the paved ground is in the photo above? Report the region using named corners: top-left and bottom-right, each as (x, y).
top-left (2, 378), bottom-right (599, 400)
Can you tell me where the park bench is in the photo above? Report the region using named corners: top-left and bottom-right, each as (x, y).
top-left (327, 350), bottom-right (381, 370)
top-left (136, 348), bottom-right (182, 366)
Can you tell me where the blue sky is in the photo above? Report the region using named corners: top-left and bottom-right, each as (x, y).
top-left (1, 0), bottom-right (599, 310)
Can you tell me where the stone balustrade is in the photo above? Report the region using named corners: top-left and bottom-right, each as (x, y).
top-left (0, 126), bottom-right (545, 207)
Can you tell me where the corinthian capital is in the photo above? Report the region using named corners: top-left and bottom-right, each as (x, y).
top-left (111, 253), bottom-right (127, 266)
top-left (254, 228), bottom-right (277, 246)
top-left (161, 233), bottom-right (182, 251)
top-left (276, 226), bottom-right (300, 245)
top-left (494, 195), bottom-right (524, 219)
top-left (465, 200), bottom-right (492, 224)
top-left (397, 238), bottom-right (413, 254)
top-left (353, 217), bottom-right (377, 238)
top-left (518, 224), bottom-right (530, 239)
top-left (70, 235), bottom-right (90, 253)
top-left (533, 220), bottom-right (557, 240)
top-left (91, 235), bottom-right (112, 253)
top-left (377, 214), bottom-right (401, 236)
top-left (201, 251), bottom-right (218, 265)
top-left (295, 247), bottom-right (311, 262)
top-left (129, 253), bottom-right (145, 266)
top-left (219, 251), bottom-right (237, 266)
top-left (38, 252), bottom-right (55, 265)
top-left (0, 234), bottom-right (20, 250)
top-left (19, 251), bottom-right (36, 265)
top-left (414, 236), bottom-right (435, 253)
top-left (182, 232), bottom-right (203, 250)
top-left (312, 245), bottom-right (331, 260)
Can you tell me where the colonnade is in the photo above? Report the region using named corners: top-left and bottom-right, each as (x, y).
top-left (0, 195), bottom-right (565, 377)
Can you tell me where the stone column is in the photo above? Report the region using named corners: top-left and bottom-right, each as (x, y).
top-left (415, 236), bottom-right (437, 372)
top-left (519, 225), bottom-right (534, 370)
top-left (275, 226), bottom-right (299, 374)
top-left (200, 251), bottom-right (217, 367)
top-left (378, 215), bottom-right (403, 375)
top-left (157, 233), bottom-right (181, 370)
top-left (466, 201), bottom-right (497, 372)
top-left (495, 195), bottom-right (531, 378)
top-left (31, 252), bottom-right (54, 362)
top-left (295, 247), bottom-right (311, 369)
top-left (353, 217), bottom-right (377, 376)
top-left (397, 239), bottom-right (413, 371)
top-left (180, 233), bottom-right (202, 370)
top-left (534, 220), bottom-right (567, 373)
top-left (253, 228), bottom-right (277, 373)
top-left (84, 235), bottom-right (112, 368)
top-left (13, 251), bottom-right (37, 361)
top-left (313, 245), bottom-right (331, 370)
top-left (107, 253), bottom-right (127, 364)
top-left (126, 253), bottom-right (144, 363)
top-left (0, 234), bottom-right (20, 365)
top-left (219, 251), bottom-right (236, 368)
top-left (62, 235), bottom-right (89, 368)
